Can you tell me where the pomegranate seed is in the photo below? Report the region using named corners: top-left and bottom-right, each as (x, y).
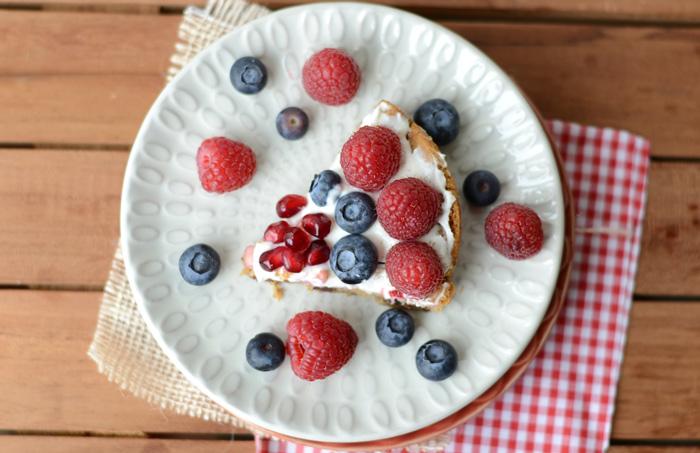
top-left (283, 248), bottom-right (306, 273)
top-left (276, 194), bottom-right (308, 218)
top-left (306, 239), bottom-right (331, 266)
top-left (284, 227), bottom-right (311, 252)
top-left (263, 221), bottom-right (290, 243)
top-left (259, 247), bottom-right (286, 272)
top-left (301, 213), bottom-right (332, 239)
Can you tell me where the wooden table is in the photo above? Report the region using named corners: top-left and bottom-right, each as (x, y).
top-left (2, 0), bottom-right (700, 451)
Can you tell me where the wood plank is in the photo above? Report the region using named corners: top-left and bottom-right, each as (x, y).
top-left (3, 289), bottom-right (700, 440)
top-left (613, 301), bottom-right (700, 439)
top-left (0, 436), bottom-right (257, 453)
top-left (0, 290), bottom-right (249, 433)
top-left (2, 153), bottom-right (700, 296)
top-left (0, 149), bottom-right (124, 286)
top-left (1, 13), bottom-right (699, 157)
top-left (0, 439), bottom-right (696, 453)
top-left (5, 0), bottom-right (700, 24)
top-left (636, 161), bottom-right (700, 296)
top-left (0, 11), bottom-right (179, 76)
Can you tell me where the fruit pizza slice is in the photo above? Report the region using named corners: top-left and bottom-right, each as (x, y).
top-left (243, 101), bottom-right (461, 310)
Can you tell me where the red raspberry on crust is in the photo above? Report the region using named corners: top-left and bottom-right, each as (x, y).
top-left (286, 311), bottom-right (358, 381)
top-left (196, 137), bottom-right (256, 193)
top-left (302, 48), bottom-right (361, 106)
top-left (340, 126), bottom-right (402, 191)
top-left (377, 177), bottom-right (441, 240)
top-left (386, 241), bottom-right (444, 299)
top-left (484, 202), bottom-right (544, 260)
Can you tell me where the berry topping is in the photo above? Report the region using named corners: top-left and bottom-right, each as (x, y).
top-left (340, 126), bottom-right (402, 191)
top-left (230, 56), bottom-right (267, 94)
top-left (179, 244), bottom-right (221, 286)
top-left (276, 107), bottom-right (309, 140)
top-left (283, 227), bottom-right (312, 252)
top-left (276, 194), bottom-right (308, 218)
top-left (263, 221), bottom-right (290, 243)
top-left (334, 192), bottom-right (377, 234)
top-left (246, 333), bottom-right (285, 371)
top-left (196, 137), bottom-right (256, 193)
top-left (484, 202), bottom-right (544, 260)
top-left (330, 235), bottom-right (378, 284)
top-left (301, 213), bottom-right (332, 239)
top-left (259, 247), bottom-right (286, 272)
top-left (282, 248), bottom-right (306, 273)
top-left (306, 239), bottom-right (331, 266)
top-left (463, 170), bottom-right (500, 207)
top-left (286, 311), bottom-right (358, 381)
top-left (386, 241), bottom-right (444, 298)
top-left (376, 309), bottom-right (415, 347)
top-left (416, 339), bottom-right (458, 381)
top-left (302, 48), bottom-right (361, 106)
top-left (377, 177), bottom-right (441, 240)
top-left (309, 170), bottom-right (342, 207)
top-left (413, 99), bottom-right (460, 146)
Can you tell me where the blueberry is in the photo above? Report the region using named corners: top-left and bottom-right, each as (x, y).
top-left (335, 192), bottom-right (377, 234)
top-left (376, 309), bottom-right (415, 347)
top-left (414, 99), bottom-right (460, 146)
top-left (246, 333), bottom-right (285, 371)
top-left (330, 235), bottom-right (378, 284)
top-left (230, 56), bottom-right (267, 94)
top-left (276, 107), bottom-right (309, 140)
top-left (309, 170), bottom-right (341, 207)
top-left (463, 170), bottom-right (500, 207)
top-left (415, 339), bottom-right (458, 381)
top-left (178, 244), bottom-right (220, 286)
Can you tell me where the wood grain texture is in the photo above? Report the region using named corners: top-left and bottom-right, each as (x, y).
top-left (0, 149), bottom-right (125, 286)
top-left (0, 436), bottom-right (257, 453)
top-left (613, 301), bottom-right (700, 439)
top-left (0, 290), bottom-right (249, 434)
top-left (1, 289), bottom-right (699, 440)
top-left (1, 12), bottom-right (699, 157)
top-left (5, 0), bottom-right (700, 24)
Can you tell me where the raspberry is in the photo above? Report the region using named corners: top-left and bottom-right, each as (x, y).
top-left (302, 48), bottom-right (361, 106)
top-left (377, 178), bottom-right (441, 240)
top-left (196, 137), bottom-right (256, 193)
top-left (385, 241), bottom-right (444, 298)
top-left (484, 202), bottom-right (544, 260)
top-left (286, 311), bottom-right (358, 381)
top-left (340, 126), bottom-right (402, 191)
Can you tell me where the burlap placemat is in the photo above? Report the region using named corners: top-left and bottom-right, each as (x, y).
top-left (88, 0), bottom-right (450, 449)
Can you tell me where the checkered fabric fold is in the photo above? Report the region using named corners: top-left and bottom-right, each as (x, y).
top-left (256, 121), bottom-right (650, 453)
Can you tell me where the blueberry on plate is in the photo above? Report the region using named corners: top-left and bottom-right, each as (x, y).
top-left (330, 235), bottom-right (378, 284)
top-left (335, 192), bottom-right (377, 234)
top-left (246, 333), bottom-right (285, 371)
top-left (415, 339), bottom-right (458, 381)
top-left (463, 170), bottom-right (500, 207)
top-left (230, 56), bottom-right (267, 94)
top-left (414, 99), bottom-right (460, 146)
top-left (179, 244), bottom-right (220, 286)
top-left (309, 170), bottom-right (341, 207)
top-left (276, 107), bottom-right (309, 140)
top-left (376, 308), bottom-right (415, 347)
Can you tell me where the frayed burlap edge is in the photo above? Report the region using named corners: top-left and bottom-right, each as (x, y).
top-left (89, 0), bottom-right (451, 451)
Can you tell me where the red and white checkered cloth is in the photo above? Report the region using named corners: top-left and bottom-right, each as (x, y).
top-left (256, 120), bottom-right (650, 453)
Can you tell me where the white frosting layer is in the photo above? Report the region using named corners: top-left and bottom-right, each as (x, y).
top-left (251, 102), bottom-right (457, 308)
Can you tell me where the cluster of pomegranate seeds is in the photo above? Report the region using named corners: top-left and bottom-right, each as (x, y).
top-left (259, 196), bottom-right (333, 273)
top-left (276, 194), bottom-right (308, 218)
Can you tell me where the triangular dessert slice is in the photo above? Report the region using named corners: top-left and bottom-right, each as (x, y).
top-left (243, 101), bottom-right (461, 310)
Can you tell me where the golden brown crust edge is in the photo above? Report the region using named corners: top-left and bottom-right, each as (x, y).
top-left (376, 101), bottom-right (462, 311)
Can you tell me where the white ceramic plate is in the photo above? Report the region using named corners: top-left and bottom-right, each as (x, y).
top-left (121, 2), bottom-right (564, 443)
